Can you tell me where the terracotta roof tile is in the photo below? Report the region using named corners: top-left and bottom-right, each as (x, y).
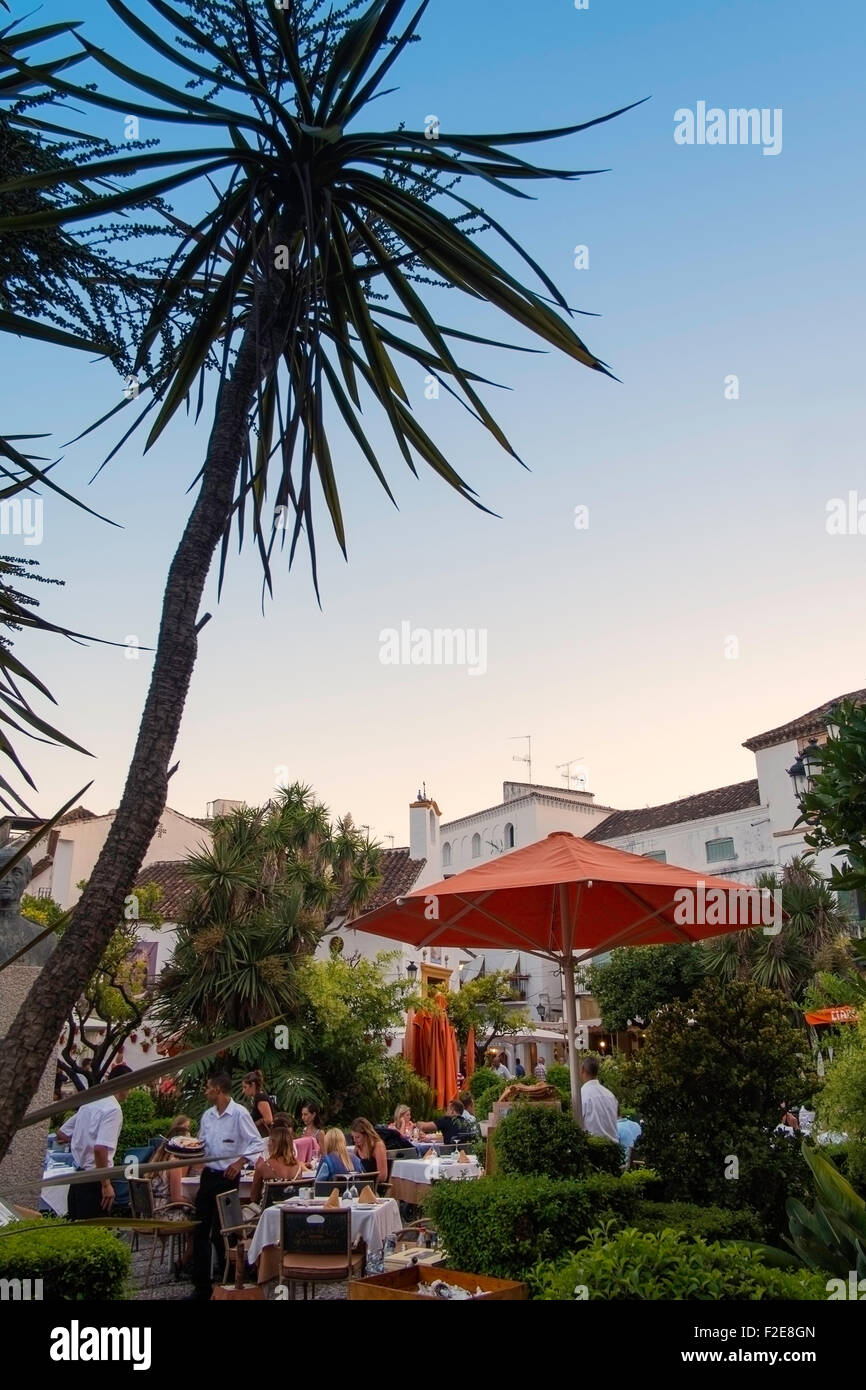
top-left (585, 780), bottom-right (761, 841)
top-left (57, 806), bottom-right (98, 825)
top-left (742, 688), bottom-right (866, 751)
top-left (135, 847), bottom-right (426, 925)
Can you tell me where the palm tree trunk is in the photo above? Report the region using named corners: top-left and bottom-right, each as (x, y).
top-left (0, 275), bottom-right (294, 1163)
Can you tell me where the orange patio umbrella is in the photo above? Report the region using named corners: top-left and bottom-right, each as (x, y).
top-left (350, 831), bottom-right (781, 1124)
top-left (408, 996), bottom-right (459, 1110)
top-left (803, 1006), bottom-right (858, 1026)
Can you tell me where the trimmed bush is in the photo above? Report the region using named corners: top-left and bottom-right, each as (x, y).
top-left (424, 1172), bottom-right (653, 1281)
top-left (468, 1067), bottom-right (501, 1098)
top-left (493, 1105), bottom-right (620, 1180)
top-left (632, 1201), bottom-right (761, 1242)
top-left (529, 1226), bottom-right (828, 1301)
top-left (118, 1088), bottom-right (158, 1149)
top-left (0, 1220), bottom-right (130, 1300)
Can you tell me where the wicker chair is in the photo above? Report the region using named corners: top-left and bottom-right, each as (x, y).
top-left (127, 1178), bottom-right (197, 1286)
top-left (215, 1188), bottom-right (258, 1286)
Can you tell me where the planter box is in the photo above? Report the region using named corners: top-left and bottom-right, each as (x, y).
top-left (349, 1266), bottom-right (527, 1301)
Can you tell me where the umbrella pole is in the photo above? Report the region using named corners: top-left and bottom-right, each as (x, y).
top-left (559, 885), bottom-right (584, 1128)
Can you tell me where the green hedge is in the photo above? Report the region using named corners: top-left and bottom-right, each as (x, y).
top-left (631, 1201), bottom-right (761, 1242)
top-left (118, 1088), bottom-right (159, 1150)
top-left (0, 1220), bottom-right (130, 1300)
top-left (424, 1171), bottom-right (653, 1281)
top-left (529, 1226), bottom-right (828, 1301)
top-left (492, 1105), bottom-right (619, 1180)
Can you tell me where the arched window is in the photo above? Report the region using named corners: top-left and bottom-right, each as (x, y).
top-left (505, 822), bottom-right (515, 849)
top-left (471, 833), bottom-right (481, 858)
top-left (442, 841), bottom-right (451, 867)
top-left (429, 809), bottom-right (436, 840)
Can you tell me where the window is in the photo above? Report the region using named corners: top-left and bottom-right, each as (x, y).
top-left (442, 841), bottom-right (452, 868)
top-left (505, 822), bottom-right (515, 849)
top-left (429, 809), bottom-right (436, 840)
top-left (643, 850), bottom-right (667, 863)
top-left (37, 886), bottom-right (51, 899)
top-left (471, 833), bottom-right (481, 858)
top-left (706, 837), bottom-right (735, 863)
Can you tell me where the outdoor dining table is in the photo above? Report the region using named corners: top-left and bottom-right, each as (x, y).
top-left (388, 1156), bottom-right (482, 1206)
top-left (181, 1172), bottom-right (256, 1199)
top-left (247, 1197), bottom-right (403, 1281)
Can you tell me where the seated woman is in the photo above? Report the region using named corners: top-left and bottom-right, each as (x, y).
top-left (391, 1104), bottom-right (415, 1139)
top-left (350, 1117), bottom-right (389, 1186)
top-left (314, 1128), bottom-right (364, 1183)
top-left (150, 1116), bottom-right (194, 1207)
top-left (249, 1115), bottom-right (308, 1205)
top-left (298, 1101), bottom-right (326, 1155)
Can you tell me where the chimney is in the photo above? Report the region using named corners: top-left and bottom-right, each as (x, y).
top-left (206, 799), bottom-right (246, 818)
top-left (409, 788), bottom-right (441, 863)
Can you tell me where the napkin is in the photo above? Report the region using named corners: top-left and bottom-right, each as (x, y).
top-left (358, 1185), bottom-right (377, 1204)
top-left (457, 1149), bottom-right (470, 1164)
top-left (324, 1188), bottom-right (341, 1209)
top-left (424, 1147), bottom-right (437, 1159)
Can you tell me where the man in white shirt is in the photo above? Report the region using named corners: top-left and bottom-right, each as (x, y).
top-left (494, 1053), bottom-right (511, 1081)
top-left (56, 1064), bottom-right (134, 1219)
top-left (534, 1059), bottom-right (547, 1081)
top-left (579, 1057), bottom-right (619, 1144)
top-left (192, 1071), bottom-right (265, 1300)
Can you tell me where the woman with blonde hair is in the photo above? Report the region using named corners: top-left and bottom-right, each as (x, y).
top-left (350, 1117), bottom-right (388, 1185)
top-left (314, 1128), bottom-right (363, 1183)
top-left (249, 1114), bottom-right (307, 1203)
top-left (150, 1116), bottom-right (194, 1206)
top-left (391, 1103), bottom-right (413, 1138)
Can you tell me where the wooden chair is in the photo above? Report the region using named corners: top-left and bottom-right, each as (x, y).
top-left (127, 1178), bottom-right (197, 1285)
top-left (278, 1208), bottom-right (365, 1300)
top-left (215, 1188), bottom-right (259, 1286)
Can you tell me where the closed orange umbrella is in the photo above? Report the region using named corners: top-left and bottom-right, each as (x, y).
top-left (464, 1026), bottom-right (476, 1082)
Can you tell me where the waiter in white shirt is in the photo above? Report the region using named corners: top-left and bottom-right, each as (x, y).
top-left (578, 1056), bottom-right (619, 1143)
top-left (56, 1064), bottom-right (134, 1219)
top-left (192, 1071), bottom-right (265, 1300)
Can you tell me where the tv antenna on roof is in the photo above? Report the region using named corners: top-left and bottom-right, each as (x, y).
top-left (510, 734), bottom-right (532, 784)
top-left (557, 758), bottom-right (587, 791)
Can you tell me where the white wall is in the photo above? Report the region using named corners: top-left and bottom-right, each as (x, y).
top-left (45, 809), bottom-right (212, 908)
top-left (599, 805), bottom-right (775, 885)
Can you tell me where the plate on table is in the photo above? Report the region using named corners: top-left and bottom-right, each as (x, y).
top-left (354, 1202), bottom-right (376, 1210)
top-left (166, 1137), bottom-right (205, 1156)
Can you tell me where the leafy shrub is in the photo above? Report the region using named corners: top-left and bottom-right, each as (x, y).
top-left (0, 1220), bottom-right (130, 1300)
top-left (376, 1056), bottom-right (436, 1123)
top-left (632, 1201), bottom-right (761, 1242)
top-left (545, 1063), bottom-right (572, 1105)
top-left (493, 1106), bottom-right (619, 1180)
top-left (118, 1088), bottom-right (158, 1149)
top-left (468, 1067), bottom-right (502, 1098)
top-left (628, 979), bottom-right (813, 1239)
top-left (424, 1172), bottom-right (653, 1281)
top-left (529, 1226), bottom-right (828, 1301)
top-left (818, 1140), bottom-right (866, 1197)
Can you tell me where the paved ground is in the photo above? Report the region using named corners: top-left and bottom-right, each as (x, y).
top-left (127, 1235), bottom-right (348, 1300)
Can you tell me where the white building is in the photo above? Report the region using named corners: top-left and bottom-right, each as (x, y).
top-left (587, 686), bottom-right (866, 929)
top-left (29, 803), bottom-right (215, 910)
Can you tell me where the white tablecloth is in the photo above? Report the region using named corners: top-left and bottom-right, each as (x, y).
top-left (41, 1164), bottom-right (77, 1216)
top-left (248, 1198), bottom-right (402, 1265)
top-left (390, 1158), bottom-right (481, 1186)
top-left (181, 1173), bottom-right (255, 1199)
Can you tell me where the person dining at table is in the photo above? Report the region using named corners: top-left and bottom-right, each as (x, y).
top-left (314, 1128), bottom-right (364, 1183)
top-left (299, 1101), bottom-right (326, 1154)
top-left (249, 1115), bottom-right (308, 1204)
top-left (150, 1116), bottom-right (194, 1206)
top-left (391, 1104), bottom-right (415, 1139)
top-left (350, 1117), bottom-right (388, 1186)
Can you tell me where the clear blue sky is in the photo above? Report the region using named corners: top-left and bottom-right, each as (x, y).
top-left (3, 0), bottom-right (864, 846)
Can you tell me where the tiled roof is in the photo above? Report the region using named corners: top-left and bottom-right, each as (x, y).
top-left (585, 780), bottom-right (762, 842)
top-left (332, 847), bottom-right (426, 920)
top-left (743, 688), bottom-right (866, 751)
top-left (135, 860), bottom-right (194, 921)
top-left (135, 847), bottom-right (426, 925)
top-left (57, 806), bottom-right (98, 825)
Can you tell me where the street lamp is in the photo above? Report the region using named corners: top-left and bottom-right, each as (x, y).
top-left (406, 960), bottom-right (418, 982)
top-left (788, 741), bottom-right (823, 801)
top-left (787, 755), bottom-right (809, 800)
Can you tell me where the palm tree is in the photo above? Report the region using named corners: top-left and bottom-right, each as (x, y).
top-left (702, 857), bottom-right (853, 1000)
top-left (0, 0), bottom-right (635, 1161)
